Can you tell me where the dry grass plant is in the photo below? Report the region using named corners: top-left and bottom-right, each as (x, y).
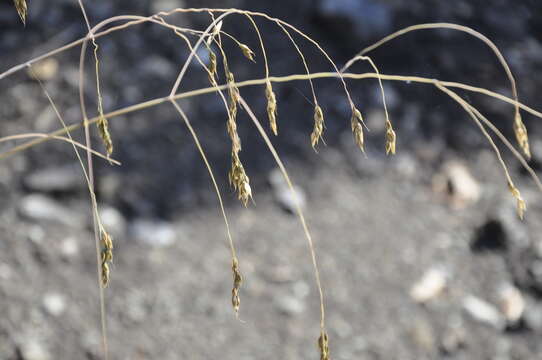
top-left (4, 3), bottom-right (542, 359)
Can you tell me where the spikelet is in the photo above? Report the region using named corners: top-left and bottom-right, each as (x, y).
top-left (385, 120), bottom-right (396, 155)
top-left (101, 262), bottom-right (110, 288)
top-left (239, 43), bottom-right (256, 62)
top-left (13, 0), bottom-right (27, 25)
top-left (318, 331), bottom-right (330, 360)
top-left (226, 117), bottom-right (241, 154)
top-left (231, 257), bottom-right (243, 316)
top-left (97, 115), bottom-right (113, 157)
top-left (206, 20), bottom-right (223, 46)
top-left (311, 105), bottom-right (325, 149)
top-left (514, 113), bottom-right (531, 159)
top-left (228, 151), bottom-right (252, 206)
top-left (265, 81), bottom-right (278, 135)
top-left (207, 47), bottom-right (217, 84)
top-left (226, 71), bottom-right (239, 120)
top-left (100, 228), bottom-right (114, 287)
top-left (508, 180), bottom-right (526, 220)
top-left (351, 108), bottom-right (365, 153)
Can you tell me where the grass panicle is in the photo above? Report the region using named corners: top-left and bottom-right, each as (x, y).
top-left (385, 119), bottom-right (396, 155)
top-left (351, 107), bottom-right (365, 153)
top-left (514, 113), bottom-right (531, 160)
top-left (100, 228), bottom-right (114, 287)
top-left (207, 46), bottom-right (218, 84)
top-left (13, 0), bottom-right (27, 25)
top-left (311, 104), bottom-right (325, 149)
top-left (231, 257), bottom-right (243, 316)
top-left (265, 80), bottom-right (278, 135)
top-left (228, 150), bottom-right (252, 206)
top-left (239, 43), bottom-right (256, 62)
top-left (318, 331), bottom-right (330, 360)
top-left (508, 180), bottom-right (526, 220)
top-left (97, 115), bottom-right (113, 156)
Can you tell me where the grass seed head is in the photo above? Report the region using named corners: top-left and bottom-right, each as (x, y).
top-left (239, 43), bottom-right (256, 62)
top-left (226, 71), bottom-right (240, 122)
top-left (508, 180), bottom-right (526, 220)
top-left (514, 113), bottom-right (531, 160)
top-left (228, 151), bottom-right (252, 206)
top-left (101, 262), bottom-right (110, 288)
top-left (351, 108), bottom-right (365, 153)
top-left (385, 120), bottom-right (396, 155)
top-left (311, 105), bottom-right (325, 149)
top-left (227, 118), bottom-right (241, 153)
top-left (97, 115), bottom-right (113, 157)
top-left (13, 0), bottom-right (27, 25)
top-left (318, 331), bottom-right (330, 360)
top-left (207, 48), bottom-right (217, 84)
top-left (265, 81), bottom-right (278, 135)
top-left (231, 257), bottom-right (243, 315)
top-left (99, 228), bottom-right (114, 287)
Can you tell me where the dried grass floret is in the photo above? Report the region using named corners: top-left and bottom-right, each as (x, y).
top-left (207, 47), bottom-right (218, 84)
top-left (318, 331), bottom-right (330, 360)
top-left (508, 180), bottom-right (526, 220)
top-left (239, 43), bottom-right (256, 62)
top-left (265, 81), bottom-right (278, 135)
top-left (514, 113), bottom-right (531, 160)
top-left (311, 105), bottom-right (325, 148)
top-left (351, 107), bottom-right (365, 153)
top-left (226, 71), bottom-right (240, 120)
top-left (97, 115), bottom-right (113, 157)
top-left (231, 257), bottom-right (243, 315)
top-left (13, 0), bottom-right (27, 25)
top-left (385, 119), bottom-right (396, 155)
top-left (100, 228), bottom-right (114, 287)
top-left (228, 151), bottom-right (252, 206)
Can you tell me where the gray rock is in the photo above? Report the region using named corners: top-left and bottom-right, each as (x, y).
top-left (17, 340), bottom-right (51, 360)
top-left (59, 237), bottom-right (79, 261)
top-left (18, 194), bottom-right (85, 227)
top-left (498, 284), bottom-right (525, 324)
top-left (23, 165), bottom-right (83, 193)
top-left (462, 295), bottom-right (505, 330)
top-left (269, 169), bottom-right (306, 213)
top-left (274, 294), bottom-right (306, 316)
top-left (99, 205), bottom-right (127, 238)
top-left (130, 219), bottom-right (176, 247)
top-left (42, 292), bottom-right (67, 317)
top-left (409, 267), bottom-right (448, 304)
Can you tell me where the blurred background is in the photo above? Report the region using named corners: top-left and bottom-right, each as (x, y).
top-left (1, 0), bottom-right (542, 359)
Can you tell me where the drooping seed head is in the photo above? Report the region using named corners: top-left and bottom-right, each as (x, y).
top-left (97, 115), bottom-right (113, 157)
top-left (318, 331), bottom-right (330, 360)
top-left (207, 48), bottom-right (217, 84)
top-left (231, 257), bottom-right (243, 316)
top-left (508, 180), bottom-right (526, 220)
top-left (311, 105), bottom-right (325, 149)
top-left (239, 43), bottom-right (256, 62)
top-left (385, 120), bottom-right (396, 155)
top-left (226, 71), bottom-right (240, 123)
top-left (265, 81), bottom-right (278, 135)
top-left (101, 262), bottom-right (110, 288)
top-left (13, 0), bottom-right (27, 25)
top-left (228, 151), bottom-right (252, 206)
top-left (100, 228), bottom-right (114, 263)
top-left (514, 113), bottom-right (531, 160)
top-left (351, 108), bottom-right (365, 153)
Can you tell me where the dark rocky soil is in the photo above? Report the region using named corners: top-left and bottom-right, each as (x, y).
top-left (1, 1), bottom-right (542, 359)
